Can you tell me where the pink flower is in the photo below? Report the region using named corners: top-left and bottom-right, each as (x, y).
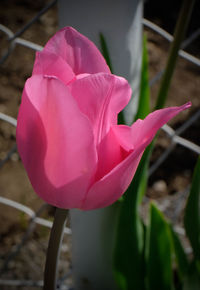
top-left (16, 27), bottom-right (191, 210)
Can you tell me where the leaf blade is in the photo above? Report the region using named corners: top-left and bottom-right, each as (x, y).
top-left (146, 203), bottom-right (174, 290)
top-left (99, 32), bottom-right (113, 73)
top-left (169, 224), bottom-right (189, 280)
top-left (134, 34), bottom-right (150, 121)
top-left (184, 156), bottom-right (200, 260)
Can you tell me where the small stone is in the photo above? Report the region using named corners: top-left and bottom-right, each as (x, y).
top-left (152, 180), bottom-right (167, 193)
top-left (11, 152), bottom-right (19, 162)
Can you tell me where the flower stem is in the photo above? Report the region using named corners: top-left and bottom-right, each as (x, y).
top-left (43, 208), bottom-right (68, 290)
top-left (155, 0), bottom-right (195, 110)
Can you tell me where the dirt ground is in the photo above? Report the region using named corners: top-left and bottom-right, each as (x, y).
top-left (0, 0), bottom-right (199, 289)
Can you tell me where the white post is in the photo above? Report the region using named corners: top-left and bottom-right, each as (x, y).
top-left (58, 1), bottom-right (143, 289)
top-left (70, 204), bottom-right (120, 290)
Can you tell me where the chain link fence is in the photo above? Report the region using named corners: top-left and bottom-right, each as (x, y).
top-left (0, 0), bottom-right (199, 288)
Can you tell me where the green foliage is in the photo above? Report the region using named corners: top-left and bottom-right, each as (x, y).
top-left (113, 31), bottom-right (152, 290)
top-left (155, 0), bottom-right (195, 110)
top-left (113, 131), bottom-right (200, 285)
top-left (113, 152), bottom-right (149, 290)
top-left (99, 32), bottom-right (113, 73)
top-left (112, 2), bottom-right (199, 287)
top-left (183, 261), bottom-right (200, 290)
top-left (113, 140), bottom-right (154, 289)
top-left (134, 34), bottom-right (150, 121)
top-left (182, 156), bottom-right (200, 289)
top-left (184, 155), bottom-right (200, 260)
top-left (169, 224), bottom-right (189, 281)
top-left (146, 203), bottom-right (174, 290)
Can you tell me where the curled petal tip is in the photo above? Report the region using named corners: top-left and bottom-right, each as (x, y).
top-left (184, 101), bottom-right (192, 109)
top-left (180, 101), bottom-right (191, 110)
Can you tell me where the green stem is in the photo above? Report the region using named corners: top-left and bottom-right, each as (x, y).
top-left (155, 0), bottom-right (195, 110)
top-left (43, 208), bottom-right (68, 290)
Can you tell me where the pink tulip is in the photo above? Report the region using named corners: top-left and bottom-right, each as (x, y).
top-left (16, 27), bottom-right (191, 210)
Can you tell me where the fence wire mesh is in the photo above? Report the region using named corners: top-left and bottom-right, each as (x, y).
top-left (0, 0), bottom-right (199, 289)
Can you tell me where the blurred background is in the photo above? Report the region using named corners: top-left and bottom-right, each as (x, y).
top-left (0, 0), bottom-right (199, 289)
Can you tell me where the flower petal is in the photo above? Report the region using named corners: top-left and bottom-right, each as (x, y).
top-left (94, 127), bottom-right (128, 181)
top-left (81, 142), bottom-right (146, 210)
top-left (69, 73), bottom-right (132, 146)
top-left (43, 26), bottom-right (110, 75)
top-left (33, 51), bottom-right (75, 84)
top-left (113, 102), bottom-right (192, 151)
top-left (16, 75), bottom-right (97, 209)
top-left (82, 102), bottom-right (191, 210)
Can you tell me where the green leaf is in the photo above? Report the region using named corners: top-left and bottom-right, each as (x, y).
top-left (113, 33), bottom-right (152, 289)
top-left (154, 0), bottom-right (195, 110)
top-left (113, 143), bottom-right (153, 290)
top-left (135, 34), bottom-right (150, 121)
top-left (146, 203), bottom-right (174, 290)
top-left (184, 156), bottom-right (200, 260)
top-left (183, 261), bottom-right (200, 290)
top-left (113, 194), bottom-right (145, 290)
top-left (99, 32), bottom-right (113, 73)
top-left (169, 224), bottom-right (189, 280)
top-left (118, 110), bottom-right (125, 125)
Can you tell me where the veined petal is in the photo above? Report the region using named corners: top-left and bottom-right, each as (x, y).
top-left (82, 102), bottom-right (191, 210)
top-left (16, 75), bottom-right (97, 209)
top-left (81, 142), bottom-right (146, 210)
top-left (43, 26), bottom-right (110, 75)
top-left (33, 51), bottom-right (75, 84)
top-left (69, 73), bottom-right (132, 146)
top-left (113, 102), bottom-right (191, 151)
top-left (94, 127), bottom-right (128, 182)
